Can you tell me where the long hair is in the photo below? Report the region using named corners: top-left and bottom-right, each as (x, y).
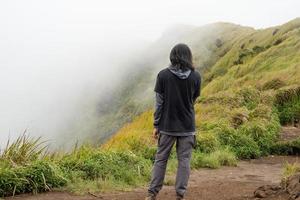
top-left (169, 43), bottom-right (194, 71)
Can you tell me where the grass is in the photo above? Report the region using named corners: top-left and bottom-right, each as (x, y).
top-left (282, 162), bottom-right (300, 188)
top-left (1, 131), bottom-right (48, 165)
top-left (0, 136), bottom-right (152, 197)
top-left (191, 148), bottom-right (237, 169)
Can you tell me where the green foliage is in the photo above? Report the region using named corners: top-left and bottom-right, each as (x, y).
top-left (275, 86), bottom-right (300, 124)
top-left (0, 133), bottom-right (47, 165)
top-left (191, 148), bottom-right (237, 169)
top-left (228, 133), bottom-right (261, 159)
top-left (277, 97), bottom-right (300, 125)
top-left (60, 149), bottom-right (151, 185)
top-left (0, 161), bottom-right (67, 197)
top-left (195, 131), bottom-right (220, 153)
top-left (270, 139), bottom-right (300, 155)
top-left (238, 120), bottom-right (278, 155)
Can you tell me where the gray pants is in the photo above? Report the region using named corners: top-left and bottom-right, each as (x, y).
top-left (148, 134), bottom-right (195, 197)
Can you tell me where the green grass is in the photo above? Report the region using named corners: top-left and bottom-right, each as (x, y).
top-left (191, 148), bottom-right (237, 169)
top-left (0, 137), bottom-right (152, 197)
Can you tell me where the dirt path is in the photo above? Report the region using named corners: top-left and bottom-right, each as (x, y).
top-left (5, 156), bottom-right (299, 200)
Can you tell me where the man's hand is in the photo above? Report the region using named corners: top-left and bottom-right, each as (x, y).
top-left (152, 128), bottom-right (159, 140)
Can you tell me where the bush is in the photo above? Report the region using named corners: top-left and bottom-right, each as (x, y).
top-left (229, 133), bottom-right (261, 159)
top-left (191, 152), bottom-right (220, 169)
top-left (59, 150), bottom-right (151, 185)
top-left (195, 131), bottom-right (220, 153)
top-left (277, 97), bottom-right (300, 125)
top-left (210, 148), bottom-right (237, 166)
top-left (240, 121), bottom-right (272, 154)
top-left (0, 161), bottom-right (67, 197)
top-left (215, 123), bottom-right (237, 146)
top-left (270, 139), bottom-right (300, 155)
top-left (191, 148), bottom-right (237, 169)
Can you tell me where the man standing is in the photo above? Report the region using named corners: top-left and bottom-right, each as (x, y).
top-left (146, 43), bottom-right (201, 200)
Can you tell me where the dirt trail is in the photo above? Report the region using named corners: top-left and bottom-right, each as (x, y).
top-left (5, 127), bottom-right (300, 200)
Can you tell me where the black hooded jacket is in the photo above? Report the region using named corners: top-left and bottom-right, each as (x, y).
top-left (153, 66), bottom-right (201, 134)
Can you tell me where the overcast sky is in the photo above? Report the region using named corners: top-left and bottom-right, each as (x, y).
top-left (0, 0), bottom-right (299, 147)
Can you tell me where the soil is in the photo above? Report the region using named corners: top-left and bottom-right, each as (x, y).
top-left (5, 127), bottom-right (300, 200)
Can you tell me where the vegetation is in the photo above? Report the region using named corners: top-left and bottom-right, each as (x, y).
top-left (1, 18), bottom-right (300, 197)
top-left (0, 135), bottom-right (152, 197)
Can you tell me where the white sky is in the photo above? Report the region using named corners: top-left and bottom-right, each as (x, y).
top-left (0, 0), bottom-right (299, 147)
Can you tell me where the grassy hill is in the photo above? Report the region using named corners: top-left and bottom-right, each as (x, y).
top-left (1, 18), bottom-right (300, 197)
top-left (81, 22), bottom-right (255, 144)
top-left (103, 18), bottom-right (300, 158)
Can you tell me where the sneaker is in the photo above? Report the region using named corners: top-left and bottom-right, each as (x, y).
top-left (145, 193), bottom-right (156, 200)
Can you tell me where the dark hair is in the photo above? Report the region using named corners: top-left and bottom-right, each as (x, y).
top-left (169, 43), bottom-right (194, 71)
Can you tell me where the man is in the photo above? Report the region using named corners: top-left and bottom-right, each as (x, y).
top-left (146, 43), bottom-right (201, 200)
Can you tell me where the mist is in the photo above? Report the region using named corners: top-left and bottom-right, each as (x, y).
top-left (1, 0), bottom-right (299, 149)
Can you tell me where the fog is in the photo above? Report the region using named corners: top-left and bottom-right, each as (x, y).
top-left (0, 0), bottom-right (299, 149)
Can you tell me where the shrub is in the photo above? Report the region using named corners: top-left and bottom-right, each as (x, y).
top-left (229, 133), bottom-right (261, 159)
top-left (210, 148), bottom-right (237, 166)
top-left (59, 150), bottom-right (151, 185)
top-left (215, 123), bottom-right (237, 146)
top-left (0, 161), bottom-right (67, 197)
top-left (191, 152), bottom-right (220, 169)
top-left (277, 98), bottom-right (300, 125)
top-left (239, 120), bottom-right (274, 155)
top-left (195, 131), bottom-right (220, 153)
top-left (270, 139), bottom-right (300, 155)
top-left (191, 148), bottom-right (237, 169)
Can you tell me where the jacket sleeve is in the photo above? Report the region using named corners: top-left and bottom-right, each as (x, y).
top-left (153, 92), bottom-right (164, 128)
top-left (193, 73), bottom-right (202, 103)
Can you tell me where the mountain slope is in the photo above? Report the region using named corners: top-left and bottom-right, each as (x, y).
top-left (102, 18), bottom-right (300, 158)
top-left (94, 22), bottom-right (254, 143)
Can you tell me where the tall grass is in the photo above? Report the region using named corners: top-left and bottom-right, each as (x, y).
top-left (0, 131), bottom-right (48, 165)
top-left (0, 136), bottom-right (152, 197)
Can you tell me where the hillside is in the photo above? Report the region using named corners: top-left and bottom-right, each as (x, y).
top-left (103, 18), bottom-right (300, 158)
top-left (1, 19), bottom-right (300, 198)
top-left (92, 22), bottom-right (255, 144)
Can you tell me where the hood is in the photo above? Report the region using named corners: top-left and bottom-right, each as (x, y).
top-left (168, 65), bottom-right (191, 79)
